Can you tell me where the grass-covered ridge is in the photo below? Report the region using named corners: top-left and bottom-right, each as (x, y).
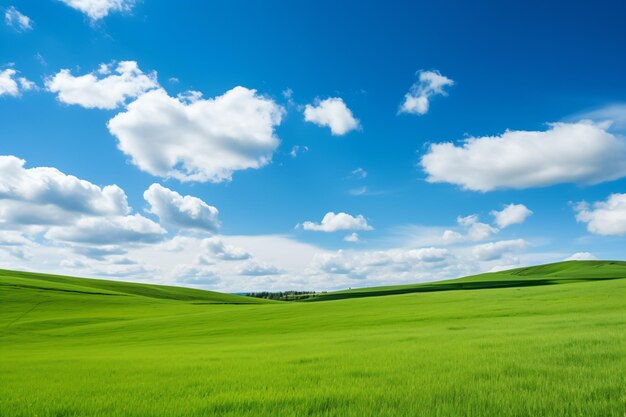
top-left (0, 268), bottom-right (272, 304)
top-left (304, 260), bottom-right (626, 301)
top-left (1, 261), bottom-right (625, 416)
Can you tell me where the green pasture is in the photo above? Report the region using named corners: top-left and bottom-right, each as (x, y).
top-left (1, 261), bottom-right (625, 416)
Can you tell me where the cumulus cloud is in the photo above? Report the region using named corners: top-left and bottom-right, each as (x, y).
top-left (46, 61), bottom-right (158, 109)
top-left (0, 155), bottom-right (167, 251)
top-left (144, 184), bottom-right (219, 232)
top-left (471, 239), bottom-right (527, 261)
top-left (72, 245), bottom-right (127, 260)
top-left (442, 214), bottom-right (498, 243)
top-left (5, 6), bottom-right (32, 31)
top-left (201, 237), bottom-right (250, 261)
top-left (344, 232), bottom-right (360, 242)
top-left (173, 265), bottom-right (220, 286)
top-left (59, 0), bottom-right (136, 20)
top-left (300, 212), bottom-right (373, 232)
top-left (491, 204), bottom-right (533, 228)
top-left (0, 155), bottom-right (129, 225)
top-left (421, 122), bottom-right (626, 191)
top-left (564, 252), bottom-right (598, 261)
top-left (0, 230), bottom-right (35, 260)
top-left (399, 70), bottom-right (453, 115)
top-left (238, 261), bottom-right (282, 276)
top-left (45, 214), bottom-right (165, 244)
top-left (575, 193), bottom-right (626, 236)
top-left (311, 247), bottom-right (454, 280)
top-left (108, 86), bottom-right (284, 182)
top-left (304, 97), bottom-right (360, 135)
top-left (0, 68), bottom-right (35, 97)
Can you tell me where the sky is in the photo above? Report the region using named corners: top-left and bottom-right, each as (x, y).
top-left (1, 0), bottom-right (625, 292)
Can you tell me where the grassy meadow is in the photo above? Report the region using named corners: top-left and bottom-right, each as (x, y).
top-left (1, 261), bottom-right (625, 416)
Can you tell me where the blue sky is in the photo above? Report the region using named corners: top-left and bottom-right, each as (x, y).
top-left (1, 0), bottom-right (625, 291)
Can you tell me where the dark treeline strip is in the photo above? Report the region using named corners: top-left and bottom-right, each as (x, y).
top-left (245, 291), bottom-right (326, 301)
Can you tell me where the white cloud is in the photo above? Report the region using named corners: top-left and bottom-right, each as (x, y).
top-left (45, 214), bottom-right (165, 245)
top-left (304, 97), bottom-right (360, 135)
top-left (0, 68), bottom-right (35, 97)
top-left (5, 6), bottom-right (32, 31)
top-left (46, 61), bottom-right (158, 109)
top-left (421, 122), bottom-right (626, 191)
top-left (238, 261), bottom-right (282, 276)
top-left (144, 184), bottom-right (219, 232)
top-left (0, 155), bottom-right (166, 249)
top-left (471, 239), bottom-right (527, 261)
top-left (575, 193), bottom-right (626, 236)
top-left (564, 252), bottom-right (598, 261)
top-left (399, 70), bottom-right (453, 115)
top-left (59, 0), bottom-right (136, 20)
top-left (201, 237), bottom-right (250, 261)
top-left (0, 155), bottom-right (129, 225)
top-left (300, 212), bottom-right (373, 232)
top-left (344, 232), bottom-right (360, 242)
top-left (442, 214), bottom-right (498, 243)
top-left (108, 86), bottom-right (284, 182)
top-left (0, 158), bottom-right (609, 292)
top-left (310, 246), bottom-right (455, 281)
top-left (491, 204), bottom-right (533, 228)
top-left (173, 265), bottom-right (220, 286)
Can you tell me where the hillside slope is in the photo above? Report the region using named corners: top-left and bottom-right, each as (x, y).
top-left (304, 260), bottom-right (626, 301)
top-left (0, 269), bottom-right (271, 304)
top-left (0, 261), bottom-right (624, 416)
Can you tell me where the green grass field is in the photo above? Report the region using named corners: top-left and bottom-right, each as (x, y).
top-left (1, 261), bottom-right (625, 416)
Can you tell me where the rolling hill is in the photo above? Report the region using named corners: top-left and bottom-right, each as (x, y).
top-left (303, 260), bottom-right (626, 301)
top-left (1, 261), bottom-right (624, 417)
top-left (0, 268), bottom-right (272, 304)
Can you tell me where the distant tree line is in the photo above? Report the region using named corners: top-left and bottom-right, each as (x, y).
top-left (245, 290), bottom-right (326, 301)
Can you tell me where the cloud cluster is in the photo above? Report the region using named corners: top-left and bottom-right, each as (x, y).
top-left (0, 155), bottom-right (165, 247)
top-left (471, 239), bottom-right (527, 261)
top-left (575, 193), bottom-right (626, 236)
top-left (300, 212), bottom-right (373, 232)
top-left (144, 184), bottom-right (219, 232)
top-left (59, 0), bottom-right (136, 20)
top-left (200, 237), bottom-right (250, 261)
top-left (238, 261), bottom-right (282, 276)
top-left (442, 204), bottom-right (532, 245)
top-left (421, 122), bottom-right (626, 191)
top-left (46, 61), bottom-right (158, 109)
top-left (304, 97), bottom-right (360, 135)
top-left (108, 86), bottom-right (284, 182)
top-left (45, 214), bottom-right (165, 245)
top-left (310, 246), bottom-right (457, 282)
top-left (0, 155), bottom-right (129, 220)
top-left (399, 70), bottom-right (453, 115)
top-left (5, 6), bottom-right (32, 31)
top-left (442, 214), bottom-right (498, 243)
top-left (0, 68), bottom-right (35, 97)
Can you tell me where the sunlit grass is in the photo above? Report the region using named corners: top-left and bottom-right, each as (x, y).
top-left (1, 262), bottom-right (625, 416)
